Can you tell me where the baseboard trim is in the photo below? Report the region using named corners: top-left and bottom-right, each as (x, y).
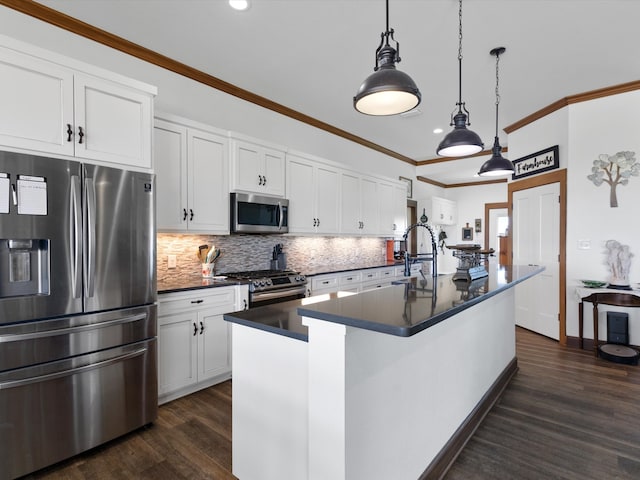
top-left (419, 356), bottom-right (518, 480)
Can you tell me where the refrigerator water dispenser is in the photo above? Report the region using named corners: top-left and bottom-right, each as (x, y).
top-left (0, 239), bottom-right (50, 298)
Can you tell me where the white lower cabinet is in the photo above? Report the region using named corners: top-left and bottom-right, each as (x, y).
top-left (309, 266), bottom-right (413, 296)
top-left (158, 285), bottom-right (248, 404)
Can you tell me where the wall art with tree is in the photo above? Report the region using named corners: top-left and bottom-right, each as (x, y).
top-left (587, 151), bottom-right (639, 207)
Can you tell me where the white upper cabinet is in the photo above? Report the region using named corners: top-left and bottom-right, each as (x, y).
top-left (340, 171), bottom-right (379, 235)
top-left (154, 115), bottom-right (229, 233)
top-left (73, 74), bottom-right (153, 168)
top-left (378, 181), bottom-right (395, 237)
top-left (231, 137), bottom-right (286, 197)
top-left (0, 47), bottom-right (74, 156)
top-left (431, 196), bottom-right (457, 225)
top-left (393, 183), bottom-right (408, 237)
top-left (287, 153), bottom-right (340, 234)
top-left (0, 38), bottom-right (155, 169)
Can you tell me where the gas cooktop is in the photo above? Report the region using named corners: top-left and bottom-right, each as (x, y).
top-left (224, 270), bottom-right (307, 294)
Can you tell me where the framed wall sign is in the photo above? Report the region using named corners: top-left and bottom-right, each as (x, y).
top-left (512, 145), bottom-right (559, 180)
top-left (399, 176), bottom-right (413, 198)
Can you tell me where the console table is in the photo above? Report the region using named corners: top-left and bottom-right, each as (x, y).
top-left (577, 290), bottom-right (640, 356)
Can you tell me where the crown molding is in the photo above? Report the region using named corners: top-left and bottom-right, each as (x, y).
top-left (504, 79), bottom-right (640, 133)
top-left (417, 175), bottom-right (507, 189)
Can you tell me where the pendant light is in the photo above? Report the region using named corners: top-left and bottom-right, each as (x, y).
top-left (353, 0), bottom-right (421, 116)
top-left (478, 47), bottom-right (514, 176)
top-left (436, 0), bottom-right (483, 157)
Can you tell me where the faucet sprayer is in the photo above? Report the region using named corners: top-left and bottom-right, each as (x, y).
top-left (402, 222), bottom-right (438, 277)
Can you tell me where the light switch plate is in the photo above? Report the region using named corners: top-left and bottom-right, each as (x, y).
top-left (167, 254), bottom-right (177, 268)
top-left (577, 239), bottom-right (591, 250)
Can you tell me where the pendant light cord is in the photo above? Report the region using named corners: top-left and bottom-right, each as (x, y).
top-left (457, 0), bottom-right (463, 108)
top-left (386, 0), bottom-right (390, 39)
top-left (494, 49), bottom-right (501, 138)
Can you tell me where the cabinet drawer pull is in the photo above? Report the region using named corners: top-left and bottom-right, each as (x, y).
top-left (190, 299), bottom-right (204, 304)
top-left (66, 124), bottom-right (73, 142)
top-left (322, 280), bottom-right (330, 285)
top-left (77, 126), bottom-right (84, 144)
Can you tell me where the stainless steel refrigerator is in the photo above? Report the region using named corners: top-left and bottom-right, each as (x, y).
top-left (0, 151), bottom-right (157, 480)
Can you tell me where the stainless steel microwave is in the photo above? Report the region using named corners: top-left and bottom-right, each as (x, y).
top-left (230, 192), bottom-right (289, 233)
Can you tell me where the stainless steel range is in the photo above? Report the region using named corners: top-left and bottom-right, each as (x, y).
top-left (225, 269), bottom-right (307, 307)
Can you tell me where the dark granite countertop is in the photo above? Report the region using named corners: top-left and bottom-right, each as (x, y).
top-left (158, 276), bottom-right (249, 294)
top-left (224, 264), bottom-right (544, 339)
top-left (303, 260), bottom-right (405, 277)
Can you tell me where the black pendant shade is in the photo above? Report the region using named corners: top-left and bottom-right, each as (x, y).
top-left (478, 136), bottom-right (514, 176)
top-left (478, 46), bottom-right (514, 177)
top-left (437, 112), bottom-right (484, 157)
top-left (354, 0), bottom-right (421, 116)
top-left (437, 0), bottom-right (483, 157)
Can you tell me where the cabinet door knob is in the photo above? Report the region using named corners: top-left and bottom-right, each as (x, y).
top-left (200, 321), bottom-right (204, 334)
top-left (77, 126), bottom-right (84, 144)
top-left (193, 322), bottom-right (198, 336)
top-left (66, 124), bottom-right (73, 142)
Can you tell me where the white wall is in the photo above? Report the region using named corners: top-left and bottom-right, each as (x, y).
top-left (0, 7), bottom-right (415, 182)
top-left (565, 91), bottom-right (640, 339)
top-left (448, 183), bottom-right (508, 248)
top-left (507, 91), bottom-right (640, 340)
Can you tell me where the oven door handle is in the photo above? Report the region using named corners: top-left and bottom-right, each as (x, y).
top-left (250, 285), bottom-right (307, 302)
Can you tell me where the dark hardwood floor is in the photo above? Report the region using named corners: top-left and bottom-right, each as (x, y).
top-left (26, 328), bottom-right (640, 480)
top-left (445, 328), bottom-right (640, 480)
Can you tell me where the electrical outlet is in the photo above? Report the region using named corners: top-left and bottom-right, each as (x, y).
top-left (167, 255), bottom-right (177, 268)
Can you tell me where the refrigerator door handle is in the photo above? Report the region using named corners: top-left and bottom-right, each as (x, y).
top-left (0, 347), bottom-right (147, 390)
top-left (84, 177), bottom-right (97, 299)
top-left (70, 175), bottom-right (82, 299)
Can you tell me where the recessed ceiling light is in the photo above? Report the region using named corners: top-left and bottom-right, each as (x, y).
top-left (433, 128), bottom-right (443, 134)
top-left (229, 0), bottom-right (250, 11)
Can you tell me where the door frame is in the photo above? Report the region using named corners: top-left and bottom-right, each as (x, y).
top-left (508, 169), bottom-right (567, 345)
top-left (484, 202), bottom-right (508, 251)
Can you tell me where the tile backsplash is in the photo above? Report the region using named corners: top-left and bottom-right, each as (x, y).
top-left (157, 233), bottom-right (386, 283)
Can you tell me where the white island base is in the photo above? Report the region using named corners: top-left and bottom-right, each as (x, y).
top-left (231, 288), bottom-right (517, 480)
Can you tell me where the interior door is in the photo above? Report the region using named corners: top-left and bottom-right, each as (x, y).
top-left (513, 182), bottom-right (560, 339)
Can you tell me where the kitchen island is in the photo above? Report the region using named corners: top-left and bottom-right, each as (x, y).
top-left (224, 264), bottom-right (543, 480)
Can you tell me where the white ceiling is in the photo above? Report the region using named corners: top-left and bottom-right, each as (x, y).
top-left (36, 0), bottom-right (640, 184)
